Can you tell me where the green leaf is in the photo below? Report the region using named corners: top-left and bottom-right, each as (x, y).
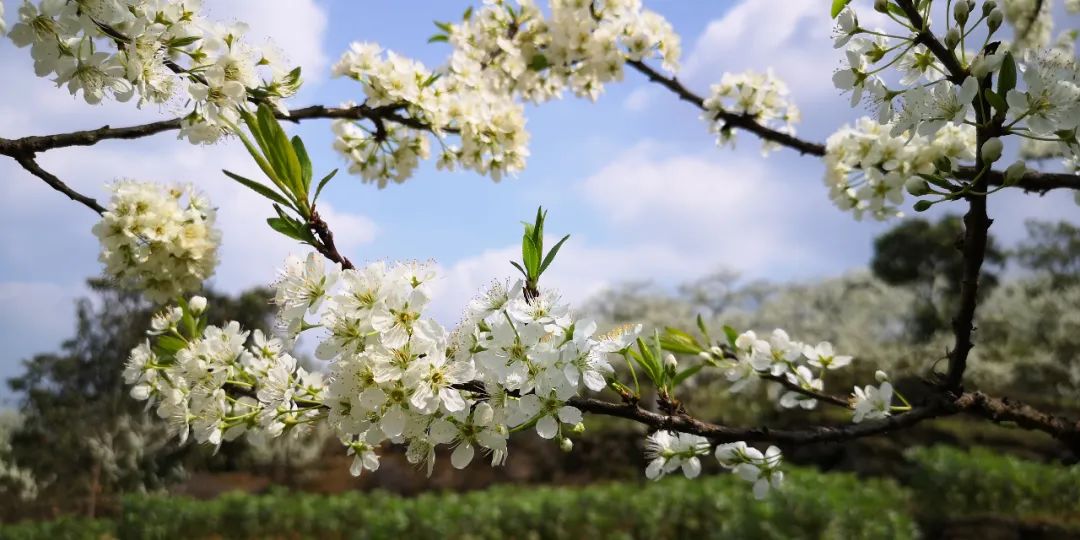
top-left (312, 169), bottom-right (338, 204)
top-left (154, 335), bottom-right (187, 356)
top-left (984, 89), bottom-right (1006, 114)
top-left (434, 21), bottom-right (452, 33)
top-left (166, 35), bottom-right (201, 48)
top-left (831, 0), bottom-right (852, 18)
top-left (256, 104), bottom-right (303, 200)
top-left (233, 115), bottom-right (288, 194)
top-left (723, 325), bottom-right (739, 347)
top-left (696, 314), bottom-right (711, 343)
top-left (538, 234), bottom-right (570, 275)
top-left (672, 363), bottom-right (705, 386)
top-left (267, 216), bottom-right (312, 243)
top-left (659, 336), bottom-right (701, 355)
top-left (886, 3), bottom-right (906, 17)
top-left (532, 207), bottom-right (545, 254)
top-left (997, 52), bottom-right (1017, 96)
top-left (427, 34), bottom-right (449, 43)
top-left (463, 6), bottom-right (473, 20)
top-left (630, 339), bottom-right (661, 386)
top-left (661, 327), bottom-right (702, 354)
top-left (522, 232), bottom-right (540, 277)
top-left (528, 54), bottom-right (551, 71)
top-left (222, 169), bottom-right (296, 210)
top-left (291, 136), bottom-right (313, 192)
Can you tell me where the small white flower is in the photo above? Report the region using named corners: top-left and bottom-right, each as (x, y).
top-left (851, 381), bottom-right (894, 423)
top-left (644, 430), bottom-right (710, 480)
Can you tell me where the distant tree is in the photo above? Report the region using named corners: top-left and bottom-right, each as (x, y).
top-left (4, 280), bottom-right (275, 518)
top-left (871, 215), bottom-right (1006, 341)
top-left (1014, 220), bottom-right (1080, 287)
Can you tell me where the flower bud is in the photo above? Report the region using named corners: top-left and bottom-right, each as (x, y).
top-left (982, 0), bottom-right (997, 16)
top-left (874, 0), bottom-right (889, 13)
top-left (875, 370), bottom-right (889, 383)
top-left (913, 199), bottom-right (934, 212)
top-left (571, 422), bottom-right (586, 434)
top-left (987, 8), bottom-right (1003, 32)
top-left (189, 295), bottom-right (207, 314)
top-left (664, 353), bottom-right (678, 372)
top-left (905, 177), bottom-right (931, 196)
top-left (559, 437), bottom-right (574, 452)
top-left (1004, 160), bottom-right (1026, 185)
top-left (953, 0), bottom-right (970, 25)
top-left (945, 27), bottom-right (961, 49)
top-left (981, 137), bottom-right (1003, 163)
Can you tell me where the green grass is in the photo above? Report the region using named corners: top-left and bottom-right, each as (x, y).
top-left (6, 445), bottom-right (1079, 540)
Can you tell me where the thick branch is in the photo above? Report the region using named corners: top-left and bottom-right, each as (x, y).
top-left (957, 391), bottom-right (1080, 449)
top-left (12, 155), bottom-right (105, 215)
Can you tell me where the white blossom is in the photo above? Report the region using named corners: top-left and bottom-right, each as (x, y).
top-left (92, 180), bottom-right (219, 303)
top-left (643, 430), bottom-right (709, 480)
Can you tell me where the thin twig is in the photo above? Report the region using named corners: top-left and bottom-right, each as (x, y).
top-left (761, 373), bottom-right (851, 409)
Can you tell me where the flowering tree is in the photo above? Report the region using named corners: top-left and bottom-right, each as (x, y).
top-left (1, 0), bottom-right (1079, 501)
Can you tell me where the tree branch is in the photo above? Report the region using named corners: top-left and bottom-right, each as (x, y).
top-left (308, 207), bottom-right (355, 270)
top-left (760, 373), bottom-right (852, 409)
top-left (957, 391), bottom-right (1080, 449)
top-left (12, 155), bottom-right (105, 215)
top-left (569, 396), bottom-right (949, 444)
top-left (626, 60), bottom-right (826, 156)
top-left (570, 390), bottom-right (1080, 451)
top-left (0, 104), bottom-right (446, 157)
top-left (626, 60), bottom-right (1079, 193)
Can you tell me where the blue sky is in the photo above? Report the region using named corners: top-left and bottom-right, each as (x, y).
top-left (0, 0), bottom-right (1077, 398)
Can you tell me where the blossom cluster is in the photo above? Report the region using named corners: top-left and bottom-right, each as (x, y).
top-left (92, 180), bottom-right (220, 303)
top-left (127, 253), bottom-right (641, 478)
top-left (330, 43), bottom-right (528, 185)
top-left (824, 117), bottom-right (976, 221)
top-left (444, 0), bottom-right (680, 103)
top-left (7, 0), bottom-right (300, 144)
top-left (123, 297), bottom-right (324, 449)
top-left (704, 329), bottom-right (851, 410)
top-left (828, 3), bottom-right (1080, 217)
top-left (329, 0), bottom-right (681, 186)
top-left (702, 70), bottom-right (801, 155)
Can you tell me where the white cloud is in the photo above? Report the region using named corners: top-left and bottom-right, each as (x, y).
top-left (424, 140), bottom-right (876, 326)
top-left (578, 141), bottom-right (852, 274)
top-left (681, 0), bottom-right (887, 115)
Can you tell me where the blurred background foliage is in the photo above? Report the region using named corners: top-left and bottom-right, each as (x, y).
top-left (2, 217), bottom-right (1080, 538)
